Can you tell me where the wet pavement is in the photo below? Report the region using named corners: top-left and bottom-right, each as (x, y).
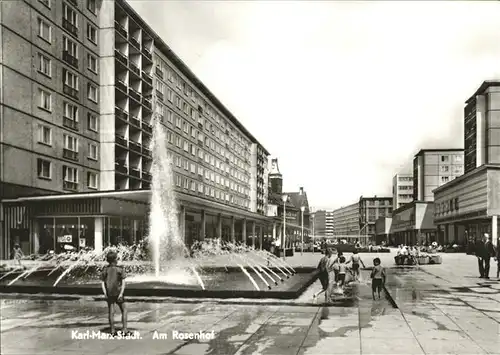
top-left (1, 251), bottom-right (499, 354)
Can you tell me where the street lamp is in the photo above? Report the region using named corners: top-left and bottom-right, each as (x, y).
top-left (300, 206), bottom-right (305, 255)
top-left (282, 194), bottom-right (288, 260)
top-left (311, 210), bottom-right (315, 254)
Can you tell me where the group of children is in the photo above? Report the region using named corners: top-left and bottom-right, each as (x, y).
top-left (314, 248), bottom-right (386, 302)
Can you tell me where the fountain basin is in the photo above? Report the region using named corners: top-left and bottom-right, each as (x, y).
top-left (0, 266), bottom-right (318, 300)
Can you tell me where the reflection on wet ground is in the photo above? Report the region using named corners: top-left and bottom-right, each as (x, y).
top-left (2, 253), bottom-right (500, 355)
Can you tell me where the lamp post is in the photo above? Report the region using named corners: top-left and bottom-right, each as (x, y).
top-left (312, 211), bottom-right (315, 254)
top-left (300, 206), bottom-right (305, 255)
top-left (282, 194), bottom-right (288, 260)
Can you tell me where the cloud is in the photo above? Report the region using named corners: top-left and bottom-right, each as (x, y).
top-left (129, 1), bottom-right (500, 209)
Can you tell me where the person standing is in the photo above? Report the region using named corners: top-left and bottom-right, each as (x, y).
top-left (346, 250), bottom-right (365, 281)
top-left (483, 234), bottom-right (496, 279)
top-left (313, 248), bottom-right (333, 301)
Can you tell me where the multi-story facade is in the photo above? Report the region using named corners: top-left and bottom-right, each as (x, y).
top-left (464, 81), bottom-right (500, 174)
top-left (312, 210), bottom-right (334, 238)
top-left (0, 0), bottom-right (271, 257)
top-left (413, 149), bottom-right (464, 202)
top-left (392, 174), bottom-right (413, 209)
top-left (331, 203), bottom-right (360, 238)
top-left (359, 196), bottom-right (392, 239)
top-left (434, 81), bottom-right (500, 248)
top-left (0, 0), bottom-right (103, 199)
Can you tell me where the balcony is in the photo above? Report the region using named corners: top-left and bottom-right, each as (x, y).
top-left (142, 182), bottom-right (151, 189)
top-left (115, 107), bottom-right (128, 122)
top-left (226, 158), bottom-right (230, 164)
top-left (115, 134), bottom-right (128, 147)
top-left (130, 36), bottom-right (141, 50)
top-left (62, 18), bottom-right (78, 37)
top-left (142, 97), bottom-right (152, 109)
top-left (142, 122), bottom-right (153, 134)
top-left (155, 66), bottom-right (163, 79)
top-left (130, 116), bottom-right (141, 128)
top-left (142, 147), bottom-right (152, 157)
top-left (115, 50), bottom-right (128, 66)
top-left (128, 88), bottom-right (141, 102)
top-left (197, 141), bottom-right (204, 147)
top-left (116, 80), bottom-right (127, 93)
top-left (156, 90), bottom-right (164, 101)
top-left (142, 72), bottom-right (153, 86)
top-left (63, 181), bottom-right (78, 191)
top-left (63, 117), bottom-right (78, 131)
top-left (142, 47), bottom-right (153, 61)
top-left (130, 168), bottom-right (141, 178)
top-left (114, 21), bottom-right (127, 38)
top-left (129, 141), bottom-right (142, 153)
top-left (62, 51), bottom-right (78, 68)
top-left (63, 85), bottom-right (78, 100)
top-left (115, 162), bottom-right (128, 175)
top-left (142, 171), bottom-right (152, 181)
top-left (198, 122), bottom-right (203, 129)
top-left (129, 62), bottom-right (141, 77)
top-left (63, 148), bottom-right (78, 161)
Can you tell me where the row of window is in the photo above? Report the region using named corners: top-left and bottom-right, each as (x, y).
top-left (38, 87), bottom-right (99, 128)
top-left (172, 154), bottom-right (250, 198)
top-left (398, 186), bottom-right (412, 191)
top-left (440, 155), bottom-right (463, 163)
top-left (157, 94), bottom-right (251, 165)
top-left (39, 0), bottom-right (98, 15)
top-left (166, 129), bottom-right (250, 184)
top-left (37, 124), bottom-right (98, 160)
top-left (37, 158), bottom-right (98, 189)
top-left (154, 60), bottom-right (251, 151)
top-left (174, 174), bottom-right (249, 209)
top-left (439, 165), bottom-right (464, 174)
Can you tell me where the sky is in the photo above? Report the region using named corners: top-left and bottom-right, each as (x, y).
top-left (129, 0), bottom-right (500, 210)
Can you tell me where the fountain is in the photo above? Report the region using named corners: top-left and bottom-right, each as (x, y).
top-left (0, 119), bottom-right (318, 300)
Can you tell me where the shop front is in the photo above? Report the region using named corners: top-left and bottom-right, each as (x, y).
top-left (1, 190), bottom-right (273, 259)
top-left (390, 201), bottom-right (436, 246)
top-left (433, 165), bottom-right (500, 248)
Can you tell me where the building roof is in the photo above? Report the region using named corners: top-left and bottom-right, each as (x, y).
top-left (466, 80), bottom-right (500, 104)
top-left (117, 0), bottom-right (270, 156)
top-left (283, 190), bottom-right (310, 212)
top-left (414, 148), bottom-right (464, 157)
top-left (359, 196), bottom-right (392, 201)
top-left (391, 200), bottom-right (434, 215)
top-left (267, 192), bottom-right (298, 209)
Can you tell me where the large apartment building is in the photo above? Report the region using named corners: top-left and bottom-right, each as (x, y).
top-left (413, 149), bottom-right (464, 202)
top-left (392, 173), bottom-right (413, 209)
top-left (331, 203), bottom-right (360, 238)
top-left (0, 0), bottom-right (271, 257)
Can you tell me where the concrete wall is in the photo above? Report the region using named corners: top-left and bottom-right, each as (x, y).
top-left (416, 203), bottom-right (435, 230)
top-left (487, 168), bottom-right (500, 215)
top-left (249, 143), bottom-right (257, 212)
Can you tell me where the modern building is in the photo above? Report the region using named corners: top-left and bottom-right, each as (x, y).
top-left (266, 159), bottom-right (310, 248)
top-left (392, 173), bottom-right (413, 209)
top-left (331, 203), bottom-right (360, 239)
top-left (311, 210), bottom-right (334, 238)
top-left (434, 81), bottom-right (500, 247)
top-left (359, 196), bottom-right (392, 241)
top-left (0, 0), bottom-right (271, 258)
top-left (389, 201), bottom-right (435, 246)
top-left (464, 81), bottom-right (500, 174)
top-left (413, 149), bottom-right (464, 202)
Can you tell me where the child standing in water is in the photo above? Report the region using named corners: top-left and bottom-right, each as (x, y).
top-left (347, 250), bottom-right (365, 281)
top-left (12, 243), bottom-right (24, 268)
top-left (314, 248), bottom-right (332, 301)
top-left (337, 256), bottom-right (347, 287)
top-left (370, 257), bottom-right (386, 300)
top-left (101, 250), bottom-right (128, 335)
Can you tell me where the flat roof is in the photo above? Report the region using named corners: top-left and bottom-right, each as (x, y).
top-left (433, 164), bottom-right (500, 194)
top-left (465, 80), bottom-right (500, 104)
top-left (414, 148), bottom-right (463, 157)
top-left (359, 196), bottom-right (392, 201)
top-left (391, 200), bottom-right (434, 215)
top-left (118, 0), bottom-right (270, 156)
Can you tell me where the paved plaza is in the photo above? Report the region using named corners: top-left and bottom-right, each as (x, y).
top-left (1, 251), bottom-right (499, 355)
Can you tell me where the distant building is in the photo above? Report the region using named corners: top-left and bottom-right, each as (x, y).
top-left (331, 203), bottom-right (360, 238)
top-left (392, 174), bottom-right (413, 209)
top-left (312, 210), bottom-right (334, 238)
top-left (413, 149), bottom-right (464, 202)
top-left (359, 196), bottom-right (393, 240)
